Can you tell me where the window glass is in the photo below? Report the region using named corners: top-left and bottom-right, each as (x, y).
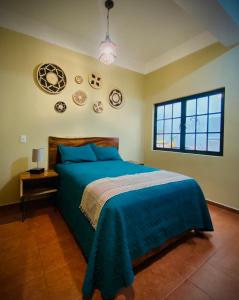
top-left (196, 115), bottom-right (207, 133)
top-left (173, 102), bottom-right (181, 118)
top-left (172, 118), bottom-right (181, 133)
top-left (196, 134), bottom-right (207, 151)
top-left (163, 134), bottom-right (171, 148)
top-left (157, 106), bottom-right (164, 120)
top-left (208, 114), bottom-right (221, 132)
top-left (209, 94), bottom-right (221, 113)
top-left (157, 120), bottom-right (164, 134)
top-left (186, 99), bottom-right (196, 116)
top-left (164, 119), bottom-right (172, 133)
top-left (186, 116), bottom-right (196, 133)
top-left (197, 97), bottom-right (208, 115)
top-left (156, 135), bottom-right (164, 148)
top-left (208, 133), bottom-right (220, 152)
top-left (165, 104), bottom-right (172, 119)
top-left (172, 134), bottom-right (180, 149)
top-left (185, 134), bottom-right (195, 150)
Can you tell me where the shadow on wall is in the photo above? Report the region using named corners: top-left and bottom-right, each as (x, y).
top-left (145, 43), bottom-right (231, 96)
top-left (0, 157), bottom-right (28, 206)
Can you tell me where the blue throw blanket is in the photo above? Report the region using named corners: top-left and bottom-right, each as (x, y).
top-left (56, 161), bottom-right (213, 300)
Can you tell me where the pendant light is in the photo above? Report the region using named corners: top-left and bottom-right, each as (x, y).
top-left (98, 0), bottom-right (117, 65)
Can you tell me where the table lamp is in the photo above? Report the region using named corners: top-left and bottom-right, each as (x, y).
top-left (30, 148), bottom-right (45, 174)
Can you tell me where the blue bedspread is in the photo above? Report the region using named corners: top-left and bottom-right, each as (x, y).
top-left (56, 161), bottom-right (213, 300)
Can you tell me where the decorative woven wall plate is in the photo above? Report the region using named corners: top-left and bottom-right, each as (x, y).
top-left (54, 101), bottom-right (67, 113)
top-left (37, 63), bottom-right (67, 94)
top-left (72, 90), bottom-right (87, 106)
top-left (75, 75), bottom-right (83, 84)
top-left (109, 89), bottom-right (124, 109)
top-left (93, 101), bottom-right (103, 113)
top-left (88, 73), bottom-right (102, 89)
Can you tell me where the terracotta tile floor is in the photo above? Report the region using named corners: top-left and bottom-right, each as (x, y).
top-left (0, 202), bottom-right (239, 300)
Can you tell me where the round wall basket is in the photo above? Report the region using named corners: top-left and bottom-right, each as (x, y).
top-left (109, 89), bottom-right (124, 109)
top-left (93, 101), bottom-right (104, 113)
top-left (75, 75), bottom-right (83, 84)
top-left (37, 63), bottom-right (67, 94)
top-left (54, 101), bottom-right (67, 113)
top-left (88, 73), bottom-right (103, 89)
top-left (72, 90), bottom-right (87, 106)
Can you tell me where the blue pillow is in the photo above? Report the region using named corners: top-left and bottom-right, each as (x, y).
top-left (58, 144), bottom-right (97, 164)
top-left (91, 144), bottom-right (122, 161)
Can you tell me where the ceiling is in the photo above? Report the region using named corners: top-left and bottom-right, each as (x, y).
top-left (0, 0), bottom-right (239, 74)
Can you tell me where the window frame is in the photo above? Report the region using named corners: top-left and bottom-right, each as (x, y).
top-left (153, 87), bottom-right (225, 156)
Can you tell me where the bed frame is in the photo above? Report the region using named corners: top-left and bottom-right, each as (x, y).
top-left (48, 136), bottom-right (119, 169)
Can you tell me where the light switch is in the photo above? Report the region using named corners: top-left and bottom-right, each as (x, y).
top-left (19, 135), bottom-right (27, 144)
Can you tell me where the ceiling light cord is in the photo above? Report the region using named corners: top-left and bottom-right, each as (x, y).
top-left (106, 7), bottom-right (110, 39)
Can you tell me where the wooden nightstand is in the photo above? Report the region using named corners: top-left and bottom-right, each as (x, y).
top-left (19, 170), bottom-right (59, 221)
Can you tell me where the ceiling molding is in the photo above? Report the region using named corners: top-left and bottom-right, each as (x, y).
top-left (143, 31), bottom-right (217, 74)
top-left (174, 0), bottom-right (239, 47)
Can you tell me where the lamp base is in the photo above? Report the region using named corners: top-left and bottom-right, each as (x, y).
top-left (29, 168), bottom-right (45, 174)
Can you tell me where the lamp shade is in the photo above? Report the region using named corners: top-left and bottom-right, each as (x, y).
top-left (98, 36), bottom-right (117, 65)
top-left (32, 148), bottom-right (44, 163)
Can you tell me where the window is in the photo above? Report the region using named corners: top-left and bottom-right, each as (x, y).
top-left (153, 88), bottom-right (225, 156)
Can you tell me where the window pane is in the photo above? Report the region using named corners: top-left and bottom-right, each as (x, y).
top-left (209, 94), bottom-right (221, 113)
top-left (186, 99), bottom-right (196, 116)
top-left (185, 134), bottom-right (195, 150)
top-left (208, 133), bottom-right (220, 152)
top-left (164, 119), bottom-right (172, 133)
top-left (196, 115), bottom-right (207, 133)
top-left (172, 134), bottom-right (180, 149)
top-left (196, 134), bottom-right (207, 151)
top-left (173, 118), bottom-right (181, 133)
top-left (164, 134), bottom-right (171, 148)
top-left (173, 102), bottom-right (181, 118)
top-left (165, 104), bottom-right (172, 119)
top-left (186, 116), bottom-right (196, 133)
top-left (157, 106), bottom-right (164, 120)
top-left (156, 134), bottom-right (164, 148)
top-left (157, 120), bottom-right (164, 134)
top-left (208, 114), bottom-right (221, 132)
top-left (197, 97), bottom-right (208, 115)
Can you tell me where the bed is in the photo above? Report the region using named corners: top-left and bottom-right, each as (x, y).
top-left (48, 136), bottom-right (213, 300)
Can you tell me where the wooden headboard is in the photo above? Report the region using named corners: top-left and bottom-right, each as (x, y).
top-left (48, 136), bottom-right (119, 169)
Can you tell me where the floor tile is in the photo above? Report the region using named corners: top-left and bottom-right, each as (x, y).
top-left (0, 234), bottom-right (39, 262)
top-left (0, 276), bottom-right (49, 300)
top-left (132, 255), bottom-right (186, 300)
top-left (44, 262), bottom-right (84, 300)
top-left (0, 250), bottom-right (43, 287)
top-left (207, 242), bottom-right (239, 282)
top-left (28, 214), bottom-right (73, 248)
top-left (39, 236), bottom-right (86, 273)
top-left (166, 280), bottom-right (211, 300)
top-left (0, 219), bottom-right (29, 241)
top-left (190, 262), bottom-right (239, 300)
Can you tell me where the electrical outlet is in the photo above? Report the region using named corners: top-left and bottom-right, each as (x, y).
top-left (19, 135), bottom-right (27, 144)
